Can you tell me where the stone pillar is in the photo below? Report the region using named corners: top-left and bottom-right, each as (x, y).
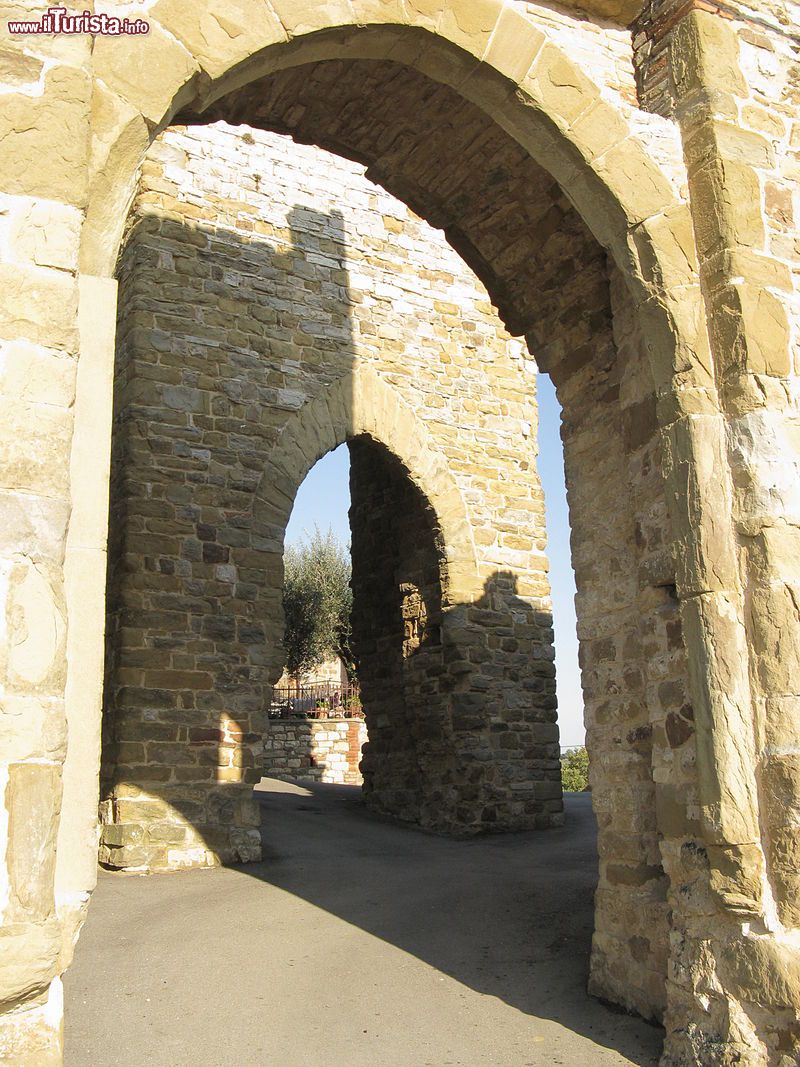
top-left (350, 435), bottom-right (561, 834)
top-left (55, 275), bottom-right (116, 972)
top-left (0, 26), bottom-right (94, 1063)
top-left (634, 3), bottom-right (800, 1060)
top-left (670, 4), bottom-right (800, 934)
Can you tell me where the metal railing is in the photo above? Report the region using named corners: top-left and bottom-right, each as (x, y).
top-left (269, 681), bottom-right (363, 720)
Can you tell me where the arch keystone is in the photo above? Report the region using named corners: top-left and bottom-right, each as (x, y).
top-left (269, 0), bottom-right (358, 39)
top-left (403, 0), bottom-right (445, 34)
top-left (349, 0), bottom-right (410, 24)
top-left (438, 0), bottom-right (501, 58)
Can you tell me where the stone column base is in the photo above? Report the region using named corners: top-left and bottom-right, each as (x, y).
top-left (0, 979), bottom-right (63, 1066)
top-left (98, 785), bottom-right (262, 872)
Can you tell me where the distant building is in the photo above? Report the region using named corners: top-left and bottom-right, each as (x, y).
top-left (276, 655), bottom-right (348, 690)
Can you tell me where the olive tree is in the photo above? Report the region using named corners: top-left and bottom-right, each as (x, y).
top-left (282, 527), bottom-right (354, 681)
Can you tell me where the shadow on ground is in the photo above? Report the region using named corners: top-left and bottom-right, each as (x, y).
top-left (65, 782), bottom-right (663, 1067)
top-left (251, 780), bottom-right (662, 1063)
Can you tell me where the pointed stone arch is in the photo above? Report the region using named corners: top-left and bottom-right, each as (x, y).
top-left (84, 1), bottom-right (708, 398)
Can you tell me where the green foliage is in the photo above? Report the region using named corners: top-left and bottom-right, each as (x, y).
top-left (282, 526), bottom-right (354, 680)
top-left (561, 746), bottom-right (590, 792)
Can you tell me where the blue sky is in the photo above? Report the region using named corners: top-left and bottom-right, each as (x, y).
top-left (286, 373), bottom-right (584, 747)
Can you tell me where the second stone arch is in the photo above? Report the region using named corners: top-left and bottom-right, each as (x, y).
top-left (99, 124), bottom-right (561, 874)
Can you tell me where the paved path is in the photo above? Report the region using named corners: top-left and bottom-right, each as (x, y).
top-left (65, 781), bottom-right (663, 1066)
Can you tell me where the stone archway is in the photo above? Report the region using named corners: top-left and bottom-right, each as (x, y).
top-left (72, 19), bottom-right (727, 1057)
top-left (103, 107), bottom-right (681, 1030)
top-left (98, 132), bottom-right (562, 879)
top-left (2, 4), bottom-right (796, 1064)
top-left (75, 14), bottom-right (746, 894)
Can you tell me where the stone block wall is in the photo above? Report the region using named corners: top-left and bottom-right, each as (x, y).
top-left (100, 120), bottom-right (560, 872)
top-left (264, 717), bottom-right (367, 784)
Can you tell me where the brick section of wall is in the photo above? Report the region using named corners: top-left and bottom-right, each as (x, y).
top-left (631, 0), bottom-right (687, 115)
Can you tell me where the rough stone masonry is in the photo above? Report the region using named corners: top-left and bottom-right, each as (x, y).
top-left (0, 1), bottom-right (798, 1064)
top-left (102, 121), bottom-right (560, 868)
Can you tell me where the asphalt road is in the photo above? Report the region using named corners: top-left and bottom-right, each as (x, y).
top-left (64, 781), bottom-right (662, 1066)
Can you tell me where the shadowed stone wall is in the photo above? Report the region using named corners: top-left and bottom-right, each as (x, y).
top-left (350, 437), bottom-right (451, 827)
top-left (351, 437), bottom-right (562, 831)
